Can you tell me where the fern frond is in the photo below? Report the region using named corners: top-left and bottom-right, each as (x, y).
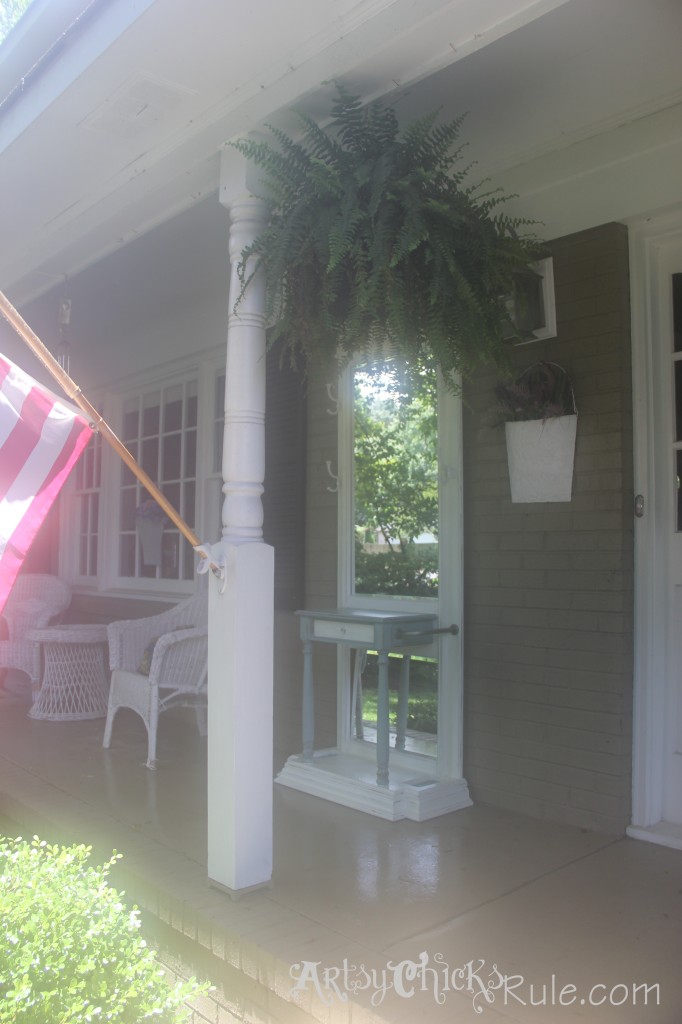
top-left (229, 82), bottom-right (544, 389)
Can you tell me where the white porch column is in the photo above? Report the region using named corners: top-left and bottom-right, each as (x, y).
top-left (207, 149), bottom-right (274, 894)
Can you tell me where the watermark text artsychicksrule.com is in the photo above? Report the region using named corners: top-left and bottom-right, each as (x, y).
top-left (289, 954), bottom-right (661, 1014)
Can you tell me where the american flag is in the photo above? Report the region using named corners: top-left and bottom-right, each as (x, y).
top-left (0, 353), bottom-right (92, 613)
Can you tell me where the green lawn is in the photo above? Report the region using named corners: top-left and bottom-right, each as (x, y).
top-left (358, 653), bottom-right (438, 734)
top-left (360, 688), bottom-right (437, 734)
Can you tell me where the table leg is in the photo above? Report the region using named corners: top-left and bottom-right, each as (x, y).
top-left (352, 648), bottom-right (366, 740)
top-left (395, 654), bottom-right (411, 751)
top-left (376, 650), bottom-right (390, 787)
top-left (302, 639), bottom-right (314, 762)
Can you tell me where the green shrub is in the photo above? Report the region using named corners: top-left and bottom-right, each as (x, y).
top-left (355, 545), bottom-right (438, 597)
top-left (0, 835), bottom-right (202, 1023)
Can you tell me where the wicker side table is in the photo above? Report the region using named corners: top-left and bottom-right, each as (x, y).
top-left (27, 624), bottom-right (109, 721)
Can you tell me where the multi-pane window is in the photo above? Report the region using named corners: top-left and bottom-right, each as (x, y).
top-left (72, 431), bottom-right (102, 577)
top-left (118, 380), bottom-right (198, 581)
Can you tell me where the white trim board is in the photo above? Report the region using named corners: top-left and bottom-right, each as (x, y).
top-left (629, 208), bottom-right (682, 842)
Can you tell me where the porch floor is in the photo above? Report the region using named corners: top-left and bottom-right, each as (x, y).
top-left (0, 686), bottom-right (680, 1024)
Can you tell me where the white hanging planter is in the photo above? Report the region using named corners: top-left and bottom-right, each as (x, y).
top-left (497, 362), bottom-right (578, 503)
top-left (505, 413), bottom-right (577, 502)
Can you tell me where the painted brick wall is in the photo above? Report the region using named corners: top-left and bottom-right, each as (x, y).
top-left (462, 222), bottom-right (634, 833)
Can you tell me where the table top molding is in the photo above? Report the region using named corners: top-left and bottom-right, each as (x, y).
top-left (296, 607), bottom-right (439, 651)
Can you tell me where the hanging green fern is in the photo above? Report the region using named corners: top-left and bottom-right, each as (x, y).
top-left (231, 85), bottom-right (544, 387)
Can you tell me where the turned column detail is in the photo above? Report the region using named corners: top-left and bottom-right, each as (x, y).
top-left (221, 195), bottom-right (268, 544)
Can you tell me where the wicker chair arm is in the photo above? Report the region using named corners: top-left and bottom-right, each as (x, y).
top-left (147, 626), bottom-right (208, 693)
top-left (107, 616), bottom-right (166, 671)
top-left (107, 594), bottom-right (207, 674)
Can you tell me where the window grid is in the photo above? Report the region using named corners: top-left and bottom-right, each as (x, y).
top-left (118, 380), bottom-right (198, 581)
top-left (73, 431), bottom-right (101, 577)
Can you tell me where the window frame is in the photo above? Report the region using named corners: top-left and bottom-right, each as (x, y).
top-left (116, 376), bottom-right (198, 586)
top-left (337, 362), bottom-right (443, 615)
top-left (336, 360), bottom-right (464, 779)
top-left (62, 412), bottom-right (103, 586)
top-left (60, 349), bottom-right (226, 599)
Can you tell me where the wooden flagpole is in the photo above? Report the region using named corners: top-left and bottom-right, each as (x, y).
top-left (0, 290), bottom-right (218, 573)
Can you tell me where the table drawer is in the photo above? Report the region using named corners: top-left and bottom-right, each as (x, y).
top-left (312, 619), bottom-right (376, 644)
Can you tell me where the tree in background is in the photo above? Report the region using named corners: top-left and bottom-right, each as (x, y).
top-left (353, 362), bottom-right (439, 596)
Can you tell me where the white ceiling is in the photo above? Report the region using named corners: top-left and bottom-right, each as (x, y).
top-left (1, 0), bottom-right (680, 305)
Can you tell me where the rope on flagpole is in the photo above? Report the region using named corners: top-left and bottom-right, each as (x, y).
top-left (0, 290), bottom-right (224, 581)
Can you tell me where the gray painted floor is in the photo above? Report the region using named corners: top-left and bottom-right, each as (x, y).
top-left (0, 685), bottom-right (680, 1023)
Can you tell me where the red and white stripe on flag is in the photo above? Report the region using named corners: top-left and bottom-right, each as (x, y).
top-left (0, 353), bottom-right (92, 614)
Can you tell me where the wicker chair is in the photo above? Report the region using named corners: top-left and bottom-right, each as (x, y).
top-left (103, 592), bottom-right (208, 769)
top-left (0, 574), bottom-right (72, 699)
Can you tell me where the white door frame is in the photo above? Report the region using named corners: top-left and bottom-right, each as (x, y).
top-left (628, 207), bottom-right (682, 848)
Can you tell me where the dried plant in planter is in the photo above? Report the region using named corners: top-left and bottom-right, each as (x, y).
top-left (494, 362), bottom-right (578, 503)
top-left (231, 84), bottom-right (545, 389)
top-left (494, 361), bottom-right (575, 422)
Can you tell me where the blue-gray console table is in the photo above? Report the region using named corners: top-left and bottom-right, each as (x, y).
top-left (296, 607), bottom-right (441, 788)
